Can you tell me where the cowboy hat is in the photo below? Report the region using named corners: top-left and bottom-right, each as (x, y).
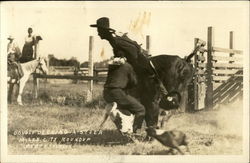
top-left (7, 35), bottom-right (14, 40)
top-left (90, 17), bottom-right (115, 31)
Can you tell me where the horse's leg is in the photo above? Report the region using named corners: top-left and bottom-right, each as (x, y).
top-left (139, 78), bottom-right (161, 128)
top-left (143, 99), bottom-right (160, 128)
top-left (8, 83), bottom-right (14, 104)
top-left (17, 76), bottom-right (28, 106)
top-left (13, 83), bottom-right (20, 103)
top-left (141, 88), bottom-right (160, 128)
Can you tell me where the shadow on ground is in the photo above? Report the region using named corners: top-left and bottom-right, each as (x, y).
top-left (8, 129), bottom-right (146, 146)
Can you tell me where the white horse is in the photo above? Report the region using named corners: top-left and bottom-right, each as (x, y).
top-left (7, 58), bottom-right (48, 105)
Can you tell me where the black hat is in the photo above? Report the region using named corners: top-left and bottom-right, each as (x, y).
top-left (90, 17), bottom-right (115, 31)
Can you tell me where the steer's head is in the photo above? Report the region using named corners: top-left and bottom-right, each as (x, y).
top-left (159, 91), bottom-right (181, 110)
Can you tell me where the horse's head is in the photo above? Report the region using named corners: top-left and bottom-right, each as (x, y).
top-left (37, 57), bottom-right (48, 74)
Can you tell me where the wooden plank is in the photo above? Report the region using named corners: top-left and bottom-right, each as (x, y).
top-left (198, 76), bottom-right (206, 82)
top-left (228, 91), bottom-right (243, 103)
top-left (213, 69), bottom-right (243, 75)
top-left (213, 75), bottom-right (243, 81)
top-left (213, 81), bottom-right (238, 99)
top-left (212, 56), bottom-right (242, 62)
top-left (219, 83), bottom-right (242, 104)
top-left (213, 82), bottom-right (241, 104)
top-left (52, 66), bottom-right (74, 69)
top-left (34, 74), bottom-right (107, 81)
top-left (213, 80), bottom-right (243, 84)
top-left (198, 63), bottom-right (206, 68)
top-left (212, 47), bottom-right (243, 54)
top-left (195, 69), bottom-right (205, 75)
top-left (212, 63), bottom-right (243, 69)
top-left (80, 67), bottom-right (88, 71)
top-left (224, 85), bottom-right (243, 103)
top-left (197, 55), bottom-right (206, 62)
top-left (212, 71), bottom-right (243, 95)
top-left (95, 67), bottom-right (108, 72)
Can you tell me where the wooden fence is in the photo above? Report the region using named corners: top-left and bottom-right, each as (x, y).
top-left (188, 27), bottom-right (243, 111)
top-left (33, 29), bottom-right (243, 109)
top-left (33, 35), bottom-right (149, 102)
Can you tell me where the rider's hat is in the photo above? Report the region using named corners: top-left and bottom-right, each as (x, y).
top-left (90, 17), bottom-right (115, 32)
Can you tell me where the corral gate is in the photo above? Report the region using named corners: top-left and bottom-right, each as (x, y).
top-left (188, 26), bottom-right (243, 111)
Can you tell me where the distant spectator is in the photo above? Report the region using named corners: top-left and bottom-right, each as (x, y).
top-left (7, 35), bottom-right (23, 79)
top-left (20, 27), bottom-right (36, 63)
top-left (7, 35), bottom-right (21, 63)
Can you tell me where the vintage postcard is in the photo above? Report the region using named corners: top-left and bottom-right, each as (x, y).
top-left (1, 1), bottom-right (249, 163)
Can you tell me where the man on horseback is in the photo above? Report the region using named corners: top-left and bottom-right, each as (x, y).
top-left (90, 17), bottom-right (172, 130)
top-left (7, 35), bottom-right (23, 82)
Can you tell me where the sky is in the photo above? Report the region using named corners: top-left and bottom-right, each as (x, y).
top-left (1, 1), bottom-right (249, 63)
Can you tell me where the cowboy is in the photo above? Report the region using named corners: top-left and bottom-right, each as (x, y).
top-left (103, 56), bottom-right (145, 134)
top-left (90, 17), bottom-right (171, 129)
top-left (7, 35), bottom-right (23, 80)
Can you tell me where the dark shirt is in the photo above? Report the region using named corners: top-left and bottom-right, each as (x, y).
top-left (104, 62), bottom-right (137, 89)
top-left (112, 36), bottom-right (154, 77)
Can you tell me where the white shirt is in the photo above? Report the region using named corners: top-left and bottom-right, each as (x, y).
top-left (24, 35), bottom-right (36, 45)
top-left (7, 41), bottom-right (20, 55)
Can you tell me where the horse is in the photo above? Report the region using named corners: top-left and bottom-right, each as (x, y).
top-left (7, 58), bottom-right (48, 105)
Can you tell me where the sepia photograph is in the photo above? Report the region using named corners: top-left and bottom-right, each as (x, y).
top-left (0, 1), bottom-right (249, 163)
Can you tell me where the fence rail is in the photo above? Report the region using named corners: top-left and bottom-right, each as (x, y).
top-left (34, 73), bottom-right (107, 81)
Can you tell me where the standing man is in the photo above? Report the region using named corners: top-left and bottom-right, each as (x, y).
top-left (7, 35), bottom-right (23, 79)
top-left (103, 57), bottom-right (145, 133)
top-left (7, 35), bottom-right (21, 63)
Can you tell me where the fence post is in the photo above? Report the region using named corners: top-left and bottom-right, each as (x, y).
top-left (205, 26), bottom-right (214, 110)
top-left (193, 38), bottom-right (199, 111)
top-left (229, 31), bottom-right (234, 63)
top-left (47, 54), bottom-right (53, 74)
top-left (86, 36), bottom-right (94, 102)
top-left (146, 35), bottom-right (151, 56)
top-left (33, 38), bottom-right (40, 99)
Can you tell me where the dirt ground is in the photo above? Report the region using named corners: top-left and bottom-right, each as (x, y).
top-left (7, 96), bottom-right (243, 155)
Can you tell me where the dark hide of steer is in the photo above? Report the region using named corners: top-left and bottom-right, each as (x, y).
top-left (128, 54), bottom-right (194, 128)
top-left (150, 55), bottom-right (193, 95)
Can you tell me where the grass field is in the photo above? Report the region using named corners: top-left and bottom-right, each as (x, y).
top-left (8, 82), bottom-right (243, 155)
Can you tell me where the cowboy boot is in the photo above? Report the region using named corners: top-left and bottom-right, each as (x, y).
top-left (133, 115), bottom-right (144, 134)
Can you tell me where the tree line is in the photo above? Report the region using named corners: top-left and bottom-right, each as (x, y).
top-left (49, 55), bottom-right (109, 68)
